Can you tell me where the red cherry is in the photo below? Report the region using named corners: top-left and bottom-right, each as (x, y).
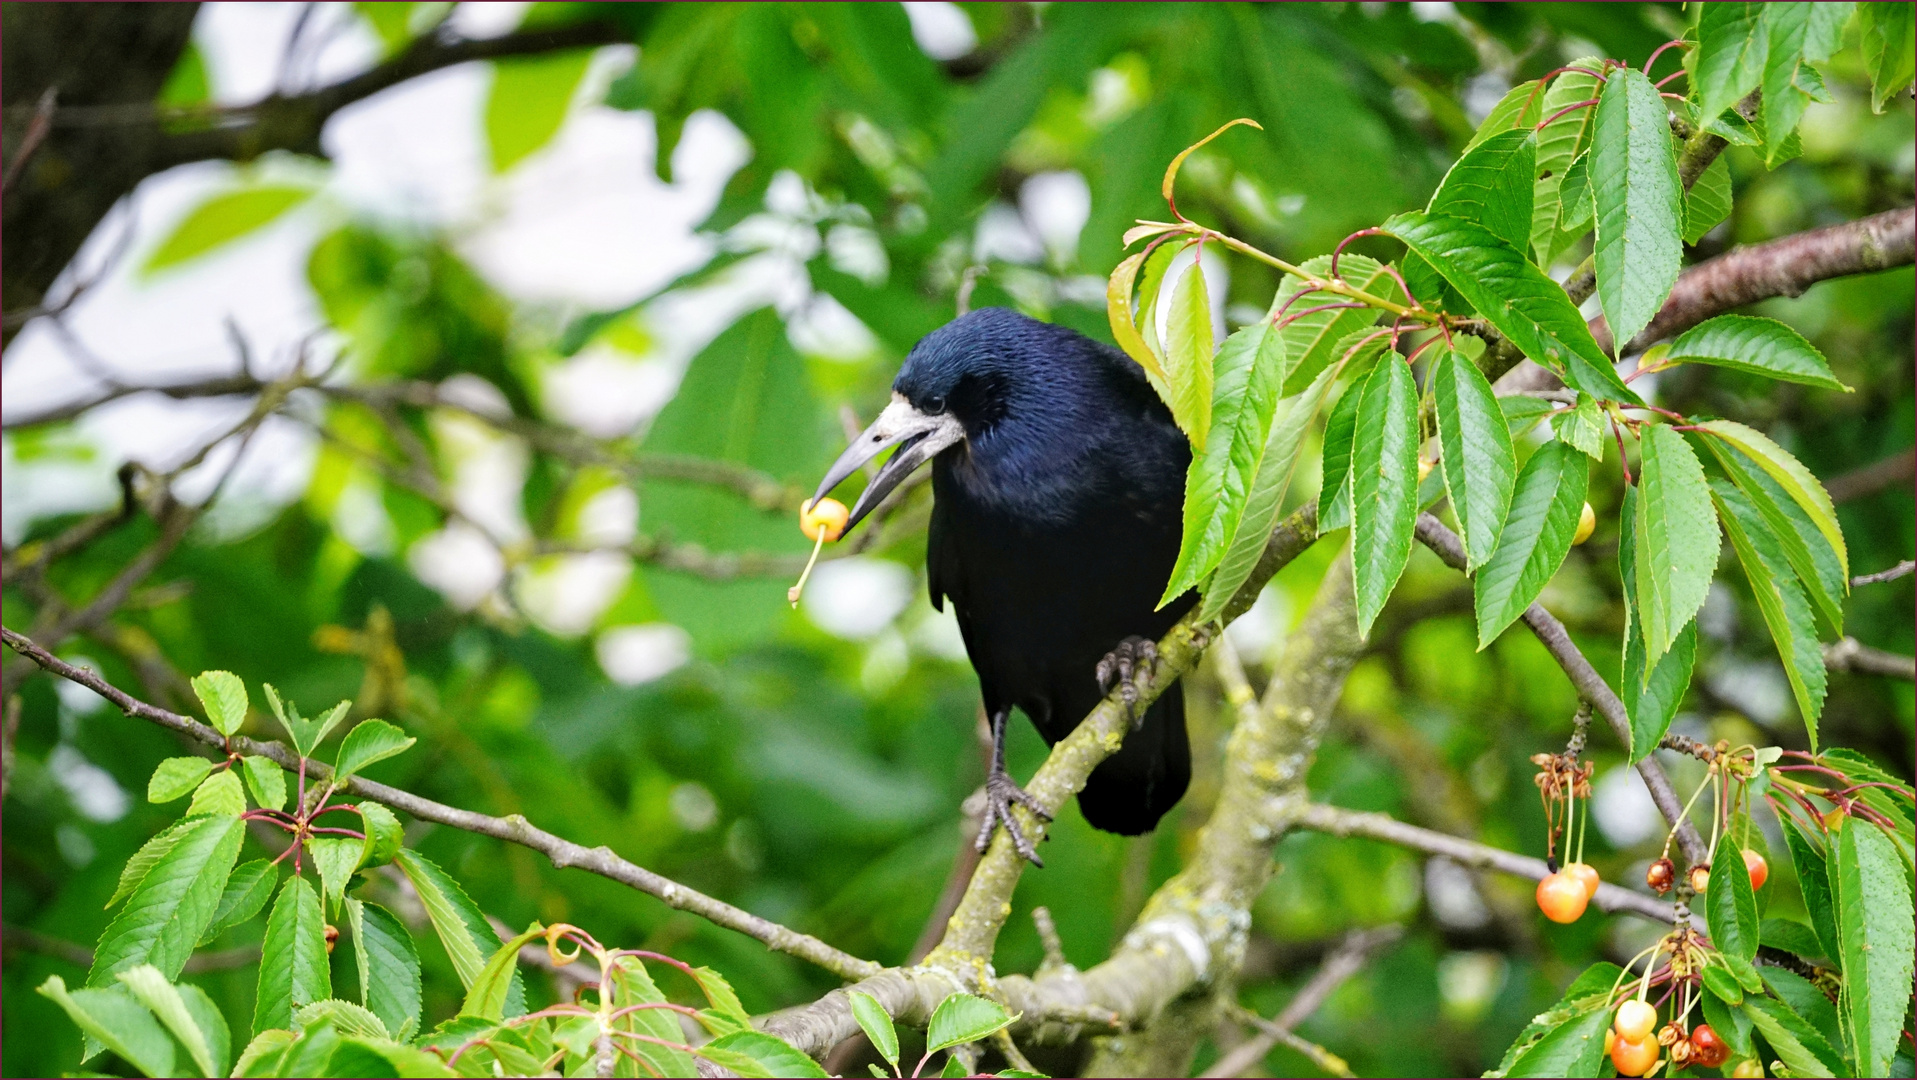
top-left (1743, 849), bottom-right (1769, 890)
top-left (1562, 861), bottom-right (1601, 900)
top-left (1690, 1024), bottom-right (1731, 1068)
top-left (1611, 1032), bottom-right (1659, 1077)
top-left (1536, 872), bottom-right (1589, 923)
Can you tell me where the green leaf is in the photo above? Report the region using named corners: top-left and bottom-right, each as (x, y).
top-left (144, 186), bottom-right (314, 274)
top-left (1349, 357), bottom-right (1420, 637)
top-left (1531, 61), bottom-right (1604, 266)
top-left (357, 801), bottom-right (404, 869)
top-left (1804, 3), bottom-right (1856, 63)
top-left (1698, 417), bottom-right (1851, 579)
top-left (91, 814), bottom-right (243, 985)
top-left (296, 998), bottom-right (389, 1040)
top-left (926, 992), bottom-right (1016, 1055)
top-left (348, 900), bottom-right (422, 1043)
top-left (231, 1029), bottom-right (298, 1077)
top-left (118, 963), bottom-right (227, 1078)
top-left (1428, 128), bottom-right (1536, 253)
top-left (1554, 151), bottom-right (1593, 235)
top-left (486, 49), bottom-right (594, 173)
top-left (37, 976), bottom-right (177, 1078)
top-left (940, 1054), bottom-right (969, 1077)
top-left (308, 836), bottom-right (364, 918)
top-left (330, 1035), bottom-right (457, 1077)
top-left (1499, 395), bottom-right (1556, 438)
top-left (1267, 255), bottom-right (1390, 395)
top-left (1433, 350), bottom-right (1517, 575)
top-left (610, 955), bottom-right (697, 1076)
top-left (1761, 916), bottom-right (1828, 960)
top-left (1381, 211), bottom-right (1640, 405)
top-left (255, 876), bottom-right (331, 1035)
top-left (1759, 5), bottom-right (1817, 168)
top-left (263, 686), bottom-right (351, 758)
top-left (1161, 322), bottom-right (1288, 607)
top-left (1633, 425), bottom-right (1719, 670)
top-left (1701, 984), bottom-right (1755, 1057)
top-left (1861, 0), bottom-right (1916, 112)
top-left (848, 991), bottom-right (900, 1074)
top-left (198, 859), bottom-right (276, 946)
top-left (1473, 441), bottom-right (1589, 648)
top-left (1694, 3), bottom-right (1770, 123)
top-left (1619, 487), bottom-right (1696, 761)
top-left (701, 1031), bottom-right (829, 1078)
top-left (1742, 994), bottom-right (1843, 1078)
top-left (1199, 361), bottom-right (1342, 620)
top-left (149, 757), bottom-right (214, 803)
top-left (1592, 67), bottom-right (1683, 349)
top-left (1684, 155), bottom-right (1734, 244)
top-left (1502, 1002), bottom-right (1610, 1078)
top-left (333, 719), bottom-right (416, 782)
top-left (1708, 838), bottom-right (1762, 963)
top-left (1829, 814), bottom-right (1916, 1077)
top-left (241, 756), bottom-right (287, 812)
top-left (1712, 480), bottom-right (1828, 744)
top-left (1162, 256), bottom-right (1215, 449)
top-left (394, 850), bottom-right (524, 1015)
top-left (1465, 77), bottom-right (1546, 149)
top-left (1705, 436), bottom-right (1847, 637)
top-left (1702, 960), bottom-right (1745, 1006)
top-left (1317, 376), bottom-right (1365, 535)
top-left (186, 769), bottom-right (245, 819)
top-left (691, 966), bottom-right (753, 1034)
top-left (460, 923), bottom-right (545, 1021)
top-left (191, 671), bottom-right (249, 736)
top-left (1780, 814), bottom-right (1843, 963)
top-left (1762, 967), bottom-right (1847, 1060)
top-left (108, 820), bottom-right (195, 909)
top-left (1108, 249), bottom-right (1168, 389)
top-left (1548, 398), bottom-right (1605, 461)
top-left (1665, 315), bottom-right (1848, 390)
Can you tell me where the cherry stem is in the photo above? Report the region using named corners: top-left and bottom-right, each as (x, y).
top-left (308, 826), bottom-right (366, 839)
top-left (312, 803), bottom-right (359, 817)
top-left (1275, 301), bottom-right (1368, 328)
top-left (1773, 763), bottom-right (1850, 780)
top-left (1655, 70), bottom-right (1689, 90)
top-left (1536, 98), bottom-right (1599, 131)
top-left (605, 1002), bottom-right (702, 1022)
top-left (1643, 40), bottom-right (1686, 76)
top-left (240, 810), bottom-right (298, 831)
top-left (1329, 228), bottom-right (1385, 281)
top-left (1611, 418), bottom-right (1634, 485)
top-left (1825, 781), bottom-right (1914, 799)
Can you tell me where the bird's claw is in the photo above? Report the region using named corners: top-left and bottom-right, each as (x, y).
top-left (1096, 635), bottom-right (1157, 730)
top-left (975, 768), bottom-right (1051, 866)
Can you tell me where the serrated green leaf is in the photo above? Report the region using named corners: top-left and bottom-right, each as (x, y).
top-left (308, 836), bottom-right (363, 918)
top-left (1684, 155), bottom-right (1734, 244)
top-left (191, 670), bottom-right (249, 737)
top-left (460, 922), bottom-right (544, 1021)
top-left (927, 992), bottom-right (1016, 1054)
top-left (91, 814), bottom-right (243, 986)
top-left (1829, 813), bottom-right (1916, 1077)
top-left (1713, 479), bottom-right (1827, 744)
top-left (1502, 1001), bottom-right (1610, 1078)
top-left (1162, 322), bottom-right (1288, 606)
top-left (1555, 150), bottom-right (1593, 235)
top-left (1466, 77), bottom-right (1546, 150)
top-left (1743, 994), bottom-right (1843, 1078)
top-left (940, 1053), bottom-right (969, 1077)
top-left (1592, 67), bottom-right (1683, 348)
top-left (1381, 210), bottom-right (1640, 405)
top-left (1349, 358), bottom-right (1420, 637)
top-left (38, 976), bottom-right (178, 1078)
top-left (1706, 437), bottom-right (1847, 638)
top-left (1760, 916), bottom-right (1828, 960)
top-left (118, 963), bottom-right (225, 1077)
top-left (144, 186), bottom-right (314, 274)
top-left (1696, 419), bottom-right (1847, 581)
top-left (1619, 488), bottom-right (1696, 760)
top-left (331, 1035), bottom-right (457, 1077)
top-left (1429, 128), bottom-right (1536, 253)
top-left (1163, 256), bottom-right (1215, 450)
top-left (1548, 398), bottom-right (1605, 460)
top-left (297, 998), bottom-right (389, 1040)
top-left (1531, 60), bottom-right (1604, 266)
top-left (255, 876), bottom-right (331, 1035)
top-left (690, 965), bottom-right (752, 1034)
top-left (1666, 315), bottom-right (1847, 389)
top-left (610, 955), bottom-right (696, 1077)
top-left (334, 719), bottom-right (416, 782)
top-left (1780, 813), bottom-right (1842, 963)
top-left (348, 899), bottom-right (422, 1043)
top-left (1268, 255), bottom-right (1390, 395)
top-left (702, 1030), bottom-right (829, 1078)
top-left (108, 820), bottom-right (195, 909)
top-left (149, 757), bottom-right (214, 803)
top-left (1762, 966), bottom-right (1847, 1059)
top-left (1473, 441), bottom-right (1588, 648)
top-left (198, 859), bottom-right (276, 946)
top-left (357, 801), bottom-right (404, 869)
top-left (394, 850), bottom-right (525, 1017)
top-left (1701, 984), bottom-right (1755, 1057)
top-left (1317, 377), bottom-right (1365, 535)
top-left (1709, 837), bottom-right (1762, 963)
top-left (848, 990), bottom-right (900, 1073)
top-left (1695, 3), bottom-right (1770, 123)
top-left (241, 756), bottom-right (287, 812)
top-left (1109, 249), bottom-right (1168, 388)
top-left (263, 687), bottom-right (351, 758)
top-left (1499, 395), bottom-right (1556, 438)
top-left (186, 769), bottom-right (245, 819)
top-left (231, 1028), bottom-right (297, 1077)
top-left (1703, 960), bottom-right (1745, 1006)
top-left (1633, 425), bottom-right (1719, 669)
top-left (1862, 1), bottom-right (1916, 112)
top-left (1759, 5), bottom-right (1818, 167)
top-left (1432, 348), bottom-right (1516, 571)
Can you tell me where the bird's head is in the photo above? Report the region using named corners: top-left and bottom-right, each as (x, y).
top-left (810, 308), bottom-right (1060, 534)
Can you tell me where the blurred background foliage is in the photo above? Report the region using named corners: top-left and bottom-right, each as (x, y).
top-left (2, 3), bottom-right (1910, 1077)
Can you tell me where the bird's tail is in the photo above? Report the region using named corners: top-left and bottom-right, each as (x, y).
top-left (1074, 684), bottom-right (1190, 836)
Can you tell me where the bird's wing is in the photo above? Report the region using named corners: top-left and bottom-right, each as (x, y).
top-left (926, 493), bottom-right (958, 613)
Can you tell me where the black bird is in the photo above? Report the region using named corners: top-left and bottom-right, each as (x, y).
top-left (812, 307), bottom-right (1195, 863)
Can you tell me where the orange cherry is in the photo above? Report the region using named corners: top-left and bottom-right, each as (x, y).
top-left (1614, 1000), bottom-right (1657, 1042)
top-left (1536, 872), bottom-right (1589, 923)
top-left (1562, 861), bottom-right (1601, 900)
top-left (799, 497), bottom-right (850, 542)
top-left (1611, 1032), bottom-right (1659, 1077)
top-left (1742, 848), bottom-right (1769, 890)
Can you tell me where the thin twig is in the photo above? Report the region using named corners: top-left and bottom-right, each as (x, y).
top-left (1850, 560), bottom-right (1914, 587)
top-left (1822, 637), bottom-right (1916, 680)
top-left (1202, 926), bottom-right (1402, 1078)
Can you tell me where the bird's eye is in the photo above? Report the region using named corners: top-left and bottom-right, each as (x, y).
top-left (924, 396), bottom-right (947, 414)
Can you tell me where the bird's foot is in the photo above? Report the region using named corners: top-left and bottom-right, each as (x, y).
top-left (974, 768), bottom-right (1052, 866)
top-left (1096, 635), bottom-right (1157, 730)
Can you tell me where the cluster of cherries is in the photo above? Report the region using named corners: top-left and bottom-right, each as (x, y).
top-left (1531, 751), bottom-right (1601, 922)
top-left (1644, 845), bottom-right (1769, 896)
top-left (1606, 1000), bottom-right (1758, 1076)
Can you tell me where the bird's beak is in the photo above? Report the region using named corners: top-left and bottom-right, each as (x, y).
top-left (812, 395), bottom-right (964, 533)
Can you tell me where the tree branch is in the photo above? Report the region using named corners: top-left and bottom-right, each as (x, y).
top-left (0, 625), bottom-right (881, 983)
top-left (1201, 926), bottom-right (1402, 1079)
top-left (1412, 514), bottom-right (1709, 866)
top-left (1851, 560), bottom-right (1914, 587)
top-left (1827, 450), bottom-right (1916, 505)
top-left (1822, 636), bottom-right (1916, 680)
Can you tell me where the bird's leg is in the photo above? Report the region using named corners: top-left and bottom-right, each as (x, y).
top-left (1096, 635), bottom-right (1158, 730)
top-left (975, 708), bottom-right (1052, 866)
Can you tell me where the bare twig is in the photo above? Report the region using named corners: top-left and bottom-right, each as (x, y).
top-left (2, 88), bottom-right (58, 192)
top-left (1852, 560), bottom-right (1915, 587)
top-left (1823, 637), bottom-right (1916, 680)
top-left (1202, 925), bottom-right (1402, 1078)
top-left (1827, 451), bottom-right (1916, 505)
top-left (0, 626), bottom-right (881, 983)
